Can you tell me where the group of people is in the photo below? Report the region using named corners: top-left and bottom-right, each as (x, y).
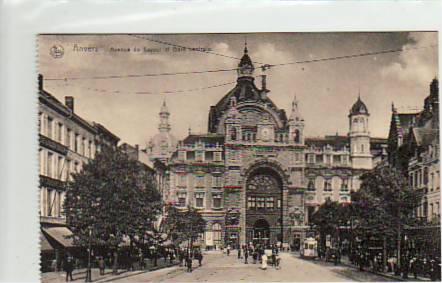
top-left (60, 246), bottom-right (183, 281)
top-left (348, 249), bottom-right (441, 281)
top-left (399, 254), bottom-right (441, 281)
top-left (223, 243), bottom-right (282, 270)
top-left (177, 248), bottom-right (204, 273)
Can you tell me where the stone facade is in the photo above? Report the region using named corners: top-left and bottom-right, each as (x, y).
top-left (389, 78), bottom-right (440, 223)
top-left (38, 74), bottom-right (120, 270)
top-left (164, 47), bottom-right (387, 248)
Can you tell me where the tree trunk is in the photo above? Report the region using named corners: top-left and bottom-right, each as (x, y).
top-left (396, 227), bottom-right (401, 275)
top-left (113, 250), bottom-right (119, 275)
top-left (383, 235), bottom-right (387, 272)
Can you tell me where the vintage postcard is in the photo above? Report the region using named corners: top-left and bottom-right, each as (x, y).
top-left (37, 32), bottom-right (440, 282)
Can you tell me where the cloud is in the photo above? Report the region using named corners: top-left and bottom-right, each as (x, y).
top-left (380, 32), bottom-right (438, 86)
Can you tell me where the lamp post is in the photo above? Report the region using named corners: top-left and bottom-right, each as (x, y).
top-left (86, 227), bottom-right (92, 282)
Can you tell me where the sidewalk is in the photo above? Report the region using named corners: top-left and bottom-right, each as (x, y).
top-left (41, 259), bottom-right (179, 283)
top-left (338, 256), bottom-right (432, 282)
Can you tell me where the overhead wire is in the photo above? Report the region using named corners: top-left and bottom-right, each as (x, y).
top-left (128, 34), bottom-right (267, 65)
top-left (52, 77), bottom-right (253, 96)
top-left (43, 41), bottom-right (437, 96)
top-left (43, 42), bottom-right (437, 82)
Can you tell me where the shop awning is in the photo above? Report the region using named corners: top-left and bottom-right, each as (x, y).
top-left (40, 232), bottom-right (54, 252)
top-left (42, 227), bottom-right (74, 248)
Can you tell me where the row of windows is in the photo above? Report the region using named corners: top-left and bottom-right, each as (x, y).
top-left (351, 117), bottom-right (368, 133)
top-left (228, 127), bottom-right (302, 144)
top-left (39, 148), bottom-right (81, 180)
top-left (39, 112), bottom-right (95, 158)
top-left (177, 150), bottom-right (222, 162)
top-left (307, 195), bottom-right (350, 203)
top-left (410, 167), bottom-right (440, 192)
top-left (306, 154), bottom-right (350, 165)
top-left (176, 192), bottom-right (222, 209)
top-left (176, 174), bottom-right (223, 188)
top-left (416, 201), bottom-right (440, 221)
top-left (307, 177), bottom-right (350, 192)
top-left (40, 187), bottom-right (65, 218)
top-left (247, 196), bottom-right (281, 210)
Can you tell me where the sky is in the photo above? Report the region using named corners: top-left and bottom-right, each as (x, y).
top-left (38, 32), bottom-right (438, 147)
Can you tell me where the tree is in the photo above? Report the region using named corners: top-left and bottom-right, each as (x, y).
top-left (350, 166), bottom-right (423, 269)
top-left (163, 205), bottom-right (206, 247)
top-left (352, 166), bottom-right (423, 232)
top-left (310, 199), bottom-right (348, 248)
top-left (64, 147), bottom-right (162, 274)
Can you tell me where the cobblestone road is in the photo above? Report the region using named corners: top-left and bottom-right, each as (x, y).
top-left (110, 252), bottom-right (392, 282)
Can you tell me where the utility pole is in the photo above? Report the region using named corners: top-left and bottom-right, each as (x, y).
top-left (86, 227), bottom-right (92, 282)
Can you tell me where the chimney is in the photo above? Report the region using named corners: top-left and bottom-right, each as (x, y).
top-left (260, 75), bottom-right (268, 100)
top-left (38, 74), bottom-right (43, 90)
top-left (261, 75), bottom-right (267, 91)
top-left (65, 96), bottom-right (74, 112)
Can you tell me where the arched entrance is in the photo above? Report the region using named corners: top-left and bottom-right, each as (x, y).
top-left (253, 219), bottom-right (270, 244)
top-left (245, 165), bottom-right (284, 245)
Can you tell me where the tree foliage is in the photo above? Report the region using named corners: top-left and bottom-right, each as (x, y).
top-left (163, 205), bottom-right (206, 246)
top-left (311, 166), bottom-right (423, 243)
top-left (351, 166), bottom-right (423, 235)
top-left (64, 147), bottom-right (163, 250)
top-left (310, 199), bottom-right (349, 237)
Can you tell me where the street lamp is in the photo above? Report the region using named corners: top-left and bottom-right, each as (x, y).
top-left (86, 227), bottom-right (92, 282)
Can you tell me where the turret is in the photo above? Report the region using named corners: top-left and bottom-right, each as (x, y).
top-left (288, 95), bottom-right (305, 145)
top-left (159, 100), bottom-right (171, 133)
top-left (348, 95), bottom-right (372, 169)
top-left (237, 43), bottom-right (255, 80)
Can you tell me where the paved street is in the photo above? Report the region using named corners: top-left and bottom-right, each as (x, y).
top-left (109, 252), bottom-right (391, 282)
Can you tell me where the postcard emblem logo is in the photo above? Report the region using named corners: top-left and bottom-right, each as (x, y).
top-left (50, 44), bottom-right (64, 59)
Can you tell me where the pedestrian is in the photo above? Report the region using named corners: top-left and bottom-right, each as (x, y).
top-left (275, 253), bottom-right (281, 270)
top-left (186, 255), bottom-right (193, 273)
top-left (169, 250), bottom-right (174, 264)
top-left (244, 248), bottom-right (249, 264)
top-left (227, 245), bottom-right (231, 256)
top-left (238, 247), bottom-right (242, 259)
top-left (98, 256), bottom-right (105, 275)
top-left (272, 252), bottom-right (277, 268)
top-left (253, 249), bottom-right (257, 264)
top-left (358, 252), bottom-right (364, 272)
top-left (178, 249), bottom-right (184, 267)
top-left (410, 256), bottom-right (418, 279)
top-left (402, 255), bottom-right (410, 279)
top-left (63, 255), bottom-right (74, 282)
top-left (197, 252), bottom-right (203, 267)
top-left (333, 250), bottom-right (338, 266)
top-left (261, 253), bottom-right (268, 270)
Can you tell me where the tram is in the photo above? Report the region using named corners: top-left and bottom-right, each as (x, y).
top-left (300, 237), bottom-right (318, 259)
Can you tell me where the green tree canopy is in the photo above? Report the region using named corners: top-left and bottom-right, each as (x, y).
top-left (163, 205), bottom-right (206, 246)
top-left (64, 147), bottom-right (162, 271)
top-left (310, 199), bottom-right (349, 237)
top-left (351, 166), bottom-right (423, 235)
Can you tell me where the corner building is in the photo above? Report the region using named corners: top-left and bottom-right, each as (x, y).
top-left (165, 46), bottom-right (387, 248)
